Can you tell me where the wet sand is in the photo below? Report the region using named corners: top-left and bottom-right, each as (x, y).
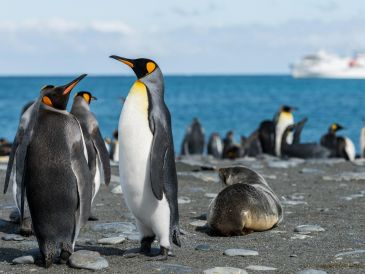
top-left (0, 155), bottom-right (364, 273)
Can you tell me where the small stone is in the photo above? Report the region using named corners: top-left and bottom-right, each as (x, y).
top-left (281, 200), bottom-right (308, 206)
top-left (203, 267), bottom-right (248, 274)
top-left (246, 265), bottom-right (277, 271)
top-left (300, 168), bottom-right (323, 174)
top-left (296, 269), bottom-right (327, 274)
top-left (294, 225), bottom-right (325, 234)
top-left (195, 244), bottom-right (211, 251)
top-left (189, 220), bottom-right (207, 227)
top-left (224, 248), bottom-right (258, 257)
top-left (2, 234), bottom-right (24, 241)
top-left (97, 236), bottom-right (125, 245)
top-left (290, 254), bottom-right (298, 257)
top-left (12, 255), bottom-right (34, 265)
top-left (205, 193), bottom-right (217, 198)
top-left (149, 263), bottom-right (194, 273)
top-left (178, 196), bottom-right (191, 204)
top-left (111, 185), bottom-right (123, 194)
top-left (291, 234), bottom-right (312, 240)
top-left (69, 250), bottom-right (108, 271)
top-left (335, 249), bottom-right (365, 257)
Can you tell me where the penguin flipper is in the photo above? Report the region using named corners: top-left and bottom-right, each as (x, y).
top-left (293, 117), bottom-right (308, 144)
top-left (4, 135), bottom-right (20, 194)
top-left (91, 128), bottom-right (111, 185)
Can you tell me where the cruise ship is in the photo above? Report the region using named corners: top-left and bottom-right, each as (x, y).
top-left (290, 50), bottom-right (365, 79)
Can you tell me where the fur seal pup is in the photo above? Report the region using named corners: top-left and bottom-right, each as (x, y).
top-left (207, 166), bottom-right (283, 236)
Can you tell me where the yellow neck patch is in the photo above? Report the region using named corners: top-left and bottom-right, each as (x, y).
top-left (280, 111), bottom-right (293, 120)
top-left (129, 80), bottom-right (149, 115)
top-left (146, 62), bottom-right (156, 73)
top-left (42, 96), bottom-right (53, 107)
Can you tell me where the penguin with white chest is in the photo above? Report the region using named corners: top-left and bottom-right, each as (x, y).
top-left (71, 91), bottom-right (111, 220)
top-left (110, 55), bottom-right (181, 259)
top-left (13, 75), bottom-right (92, 267)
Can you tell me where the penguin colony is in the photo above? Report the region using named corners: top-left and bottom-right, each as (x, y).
top-left (2, 56), bottom-right (360, 269)
top-left (182, 106), bottom-right (359, 161)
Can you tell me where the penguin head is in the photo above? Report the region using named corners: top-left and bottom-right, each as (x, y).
top-left (41, 74), bottom-right (87, 110)
top-left (74, 91), bottom-right (97, 105)
top-left (109, 55), bottom-right (158, 79)
top-left (329, 123), bottom-right (344, 133)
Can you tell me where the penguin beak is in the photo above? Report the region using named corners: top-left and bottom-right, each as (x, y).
top-left (91, 96), bottom-right (97, 101)
top-left (62, 74), bottom-right (87, 95)
top-left (109, 55), bottom-right (135, 68)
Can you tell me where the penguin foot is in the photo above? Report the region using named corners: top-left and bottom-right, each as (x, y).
top-left (19, 218), bottom-right (33, 237)
top-left (59, 250), bottom-right (71, 264)
top-left (140, 235), bottom-right (155, 254)
top-left (147, 247), bottom-right (169, 261)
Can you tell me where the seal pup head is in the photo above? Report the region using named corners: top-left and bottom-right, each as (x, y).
top-left (218, 166), bottom-right (267, 187)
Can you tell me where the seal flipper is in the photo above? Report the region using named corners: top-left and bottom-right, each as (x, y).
top-left (91, 128), bottom-right (111, 185)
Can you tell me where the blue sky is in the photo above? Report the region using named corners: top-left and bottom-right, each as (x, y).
top-left (1, 0), bottom-right (364, 75)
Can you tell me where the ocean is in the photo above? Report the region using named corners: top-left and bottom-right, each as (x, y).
top-left (0, 75), bottom-right (364, 153)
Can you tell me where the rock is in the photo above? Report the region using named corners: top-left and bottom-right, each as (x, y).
top-left (12, 255), bottom-right (34, 265)
top-left (110, 175), bottom-right (120, 183)
top-left (263, 174), bottom-right (277, 180)
top-left (69, 250), bottom-right (109, 271)
top-left (111, 185), bottom-right (123, 194)
top-left (224, 248), bottom-right (258, 257)
top-left (291, 234), bottom-right (312, 240)
top-left (195, 244), bottom-right (211, 251)
top-left (178, 196), bottom-right (191, 204)
top-left (205, 193), bottom-right (217, 198)
top-left (97, 236), bottom-right (125, 245)
top-left (300, 168), bottom-right (323, 174)
top-left (281, 199), bottom-right (308, 206)
top-left (294, 225), bottom-right (325, 234)
top-left (267, 159), bottom-right (304, 168)
top-left (91, 222), bottom-right (137, 234)
top-left (2, 234), bottom-right (24, 241)
top-left (246, 265), bottom-right (277, 271)
top-left (203, 267), bottom-right (248, 274)
top-left (296, 269), bottom-right (327, 274)
top-left (288, 193), bottom-right (305, 200)
top-left (149, 263), bottom-right (194, 273)
top-left (189, 220), bottom-right (207, 227)
top-left (125, 233), bottom-right (140, 241)
top-left (334, 249), bottom-right (365, 257)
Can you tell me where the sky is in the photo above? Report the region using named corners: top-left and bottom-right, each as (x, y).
top-left (0, 0), bottom-right (365, 75)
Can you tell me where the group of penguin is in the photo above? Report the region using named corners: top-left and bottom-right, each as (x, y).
top-left (3, 56), bottom-right (181, 267)
top-left (181, 106), bottom-right (359, 161)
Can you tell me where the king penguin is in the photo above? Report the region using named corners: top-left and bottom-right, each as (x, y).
top-left (70, 91), bottom-right (111, 220)
top-left (320, 123), bottom-right (355, 161)
top-left (274, 105), bottom-right (296, 157)
top-left (180, 118), bottom-right (205, 155)
top-left (13, 75), bottom-right (92, 267)
top-left (110, 55), bottom-right (181, 259)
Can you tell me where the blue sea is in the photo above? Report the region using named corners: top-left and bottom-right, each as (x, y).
top-left (0, 75), bottom-right (364, 153)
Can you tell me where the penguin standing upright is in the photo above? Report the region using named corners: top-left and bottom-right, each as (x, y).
top-left (13, 75), bottom-right (92, 267)
top-left (180, 118), bottom-right (205, 155)
top-left (110, 55), bottom-right (180, 259)
top-left (360, 125), bottom-right (365, 158)
top-left (207, 132), bottom-right (223, 158)
top-left (274, 105), bottom-right (295, 157)
top-left (109, 129), bottom-right (119, 162)
top-left (70, 91), bottom-right (111, 219)
top-left (320, 123), bottom-right (355, 161)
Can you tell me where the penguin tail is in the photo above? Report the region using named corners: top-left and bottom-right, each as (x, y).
top-left (172, 227), bottom-right (181, 247)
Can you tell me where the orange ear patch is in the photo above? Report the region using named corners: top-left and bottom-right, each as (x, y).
top-left (83, 93), bottom-right (91, 103)
top-left (146, 62), bottom-right (156, 73)
top-left (42, 96), bottom-right (53, 106)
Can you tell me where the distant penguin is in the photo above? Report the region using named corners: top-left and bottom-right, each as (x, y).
top-left (70, 91), bottom-right (111, 219)
top-left (12, 75), bottom-right (92, 267)
top-left (258, 120), bottom-right (275, 155)
top-left (180, 118), bottom-right (205, 155)
top-left (360, 127), bottom-right (365, 158)
top-left (109, 129), bottom-right (119, 162)
top-left (207, 166), bottom-right (283, 236)
top-left (4, 101), bottom-right (38, 235)
top-left (240, 130), bottom-right (262, 157)
top-left (320, 123), bottom-right (355, 161)
top-left (207, 132), bottom-right (223, 158)
top-left (281, 119), bottom-right (330, 159)
top-left (274, 105), bottom-right (296, 156)
top-left (110, 55), bottom-right (180, 259)
top-left (222, 131), bottom-right (241, 159)
top-left (105, 137), bottom-right (111, 153)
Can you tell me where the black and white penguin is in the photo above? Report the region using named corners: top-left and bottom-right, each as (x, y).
top-left (110, 55), bottom-right (181, 259)
top-left (360, 126), bottom-right (365, 158)
top-left (109, 129), bottom-right (119, 162)
top-left (13, 75), bottom-right (92, 267)
top-left (281, 119), bottom-right (330, 159)
top-left (320, 123), bottom-right (355, 161)
top-left (207, 132), bottom-right (223, 158)
top-left (222, 131), bottom-right (241, 159)
top-left (274, 105), bottom-right (295, 156)
top-left (180, 118), bottom-right (205, 155)
top-left (70, 91), bottom-right (111, 219)
top-left (258, 120), bottom-right (275, 155)
top-left (240, 130), bottom-right (262, 157)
